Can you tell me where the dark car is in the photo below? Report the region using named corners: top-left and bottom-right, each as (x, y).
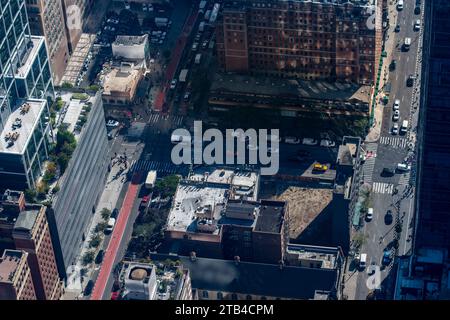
top-left (381, 167), bottom-right (395, 177)
top-left (382, 249), bottom-right (392, 266)
top-left (111, 208), bottom-right (119, 219)
top-left (389, 60), bottom-right (397, 71)
top-left (394, 24), bottom-right (400, 32)
top-left (414, 6), bottom-right (421, 15)
top-left (84, 280), bottom-right (94, 296)
top-left (95, 250), bottom-right (104, 264)
top-left (384, 210), bottom-right (393, 225)
top-left (407, 75), bottom-right (416, 87)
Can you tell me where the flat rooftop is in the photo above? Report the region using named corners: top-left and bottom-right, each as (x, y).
top-left (166, 182), bottom-right (228, 233)
top-left (0, 99), bottom-right (47, 154)
top-left (114, 35), bottom-right (148, 46)
top-left (0, 250), bottom-right (25, 283)
top-left (286, 244), bottom-right (341, 269)
top-left (254, 201), bottom-right (285, 234)
top-left (15, 36), bottom-right (44, 78)
top-left (210, 73), bottom-right (372, 104)
top-left (188, 168), bottom-right (259, 201)
top-left (60, 33), bottom-right (95, 85)
top-left (103, 68), bottom-right (141, 96)
top-left (59, 92), bottom-right (94, 136)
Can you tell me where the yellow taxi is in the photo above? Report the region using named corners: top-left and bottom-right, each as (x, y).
top-left (313, 163), bottom-right (328, 172)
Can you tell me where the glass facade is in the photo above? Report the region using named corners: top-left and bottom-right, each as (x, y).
top-left (0, 0), bottom-right (54, 190)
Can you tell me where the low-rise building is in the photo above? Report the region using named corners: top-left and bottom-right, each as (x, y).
top-left (112, 35), bottom-right (150, 62)
top-left (119, 260), bottom-right (194, 300)
top-left (164, 168), bottom-right (288, 264)
top-left (102, 64), bottom-right (143, 106)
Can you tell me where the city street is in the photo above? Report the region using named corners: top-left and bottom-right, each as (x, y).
top-left (349, 0), bottom-right (425, 300)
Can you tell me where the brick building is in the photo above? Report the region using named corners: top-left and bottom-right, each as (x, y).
top-left (0, 250), bottom-right (36, 300)
top-left (0, 190), bottom-right (64, 300)
top-left (216, 0), bottom-right (382, 85)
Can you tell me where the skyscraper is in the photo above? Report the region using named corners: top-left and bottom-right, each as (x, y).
top-left (26, 0), bottom-right (70, 84)
top-left (0, 249), bottom-right (36, 300)
top-left (0, 0), bottom-right (54, 190)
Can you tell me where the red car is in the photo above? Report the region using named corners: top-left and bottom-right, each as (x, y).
top-left (111, 291), bottom-right (120, 300)
top-left (139, 195), bottom-right (150, 211)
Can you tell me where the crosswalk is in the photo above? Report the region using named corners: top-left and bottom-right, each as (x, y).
top-left (361, 143), bottom-right (378, 184)
top-left (148, 113), bottom-right (184, 127)
top-left (372, 182), bottom-right (395, 194)
top-left (379, 136), bottom-right (408, 149)
top-left (398, 172), bottom-right (411, 186)
top-left (130, 160), bottom-right (187, 175)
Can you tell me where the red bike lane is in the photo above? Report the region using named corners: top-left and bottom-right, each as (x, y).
top-left (90, 172), bottom-right (142, 300)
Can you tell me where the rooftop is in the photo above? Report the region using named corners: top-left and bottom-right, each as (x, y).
top-left (14, 208), bottom-right (39, 232)
top-left (167, 181), bottom-right (228, 233)
top-left (210, 73), bottom-right (372, 104)
top-left (1, 190), bottom-right (23, 205)
top-left (0, 99), bottom-right (47, 154)
top-left (15, 36), bottom-right (44, 79)
top-left (113, 35), bottom-right (148, 46)
top-left (103, 67), bottom-right (142, 97)
top-left (286, 244), bottom-right (342, 269)
top-left (188, 168), bottom-right (259, 201)
top-left (59, 92), bottom-right (94, 136)
top-left (152, 254), bottom-right (339, 300)
top-left (254, 200), bottom-right (285, 234)
top-left (0, 250), bottom-right (25, 283)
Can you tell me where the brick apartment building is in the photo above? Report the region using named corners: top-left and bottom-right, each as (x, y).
top-left (0, 250), bottom-right (36, 300)
top-left (216, 0), bottom-right (382, 85)
top-left (0, 190), bottom-right (63, 300)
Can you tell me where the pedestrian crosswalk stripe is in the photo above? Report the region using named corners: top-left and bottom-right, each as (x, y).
top-left (131, 160), bottom-right (187, 175)
top-left (372, 182), bottom-right (395, 194)
top-left (398, 172), bottom-right (411, 186)
top-left (362, 143), bottom-right (378, 184)
top-left (379, 136), bottom-right (408, 148)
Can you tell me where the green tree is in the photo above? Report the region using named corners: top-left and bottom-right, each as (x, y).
top-left (155, 175), bottom-right (180, 197)
top-left (101, 208), bottom-right (111, 221)
top-left (89, 234), bottom-right (102, 248)
top-left (353, 232), bottom-right (368, 249)
top-left (82, 251), bottom-right (95, 265)
top-left (95, 221), bottom-right (109, 233)
top-left (57, 153), bottom-right (70, 173)
top-left (61, 82), bottom-right (73, 89)
top-left (24, 189), bottom-right (37, 202)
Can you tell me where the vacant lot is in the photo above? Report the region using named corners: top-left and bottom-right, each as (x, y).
top-left (273, 186), bottom-right (333, 241)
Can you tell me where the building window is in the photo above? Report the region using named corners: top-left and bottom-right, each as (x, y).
top-left (231, 293), bottom-right (238, 300)
top-left (217, 292), bottom-right (223, 300)
top-left (246, 295), bottom-right (252, 300)
top-left (202, 291), bottom-right (209, 299)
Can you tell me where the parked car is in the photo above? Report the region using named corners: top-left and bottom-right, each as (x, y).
top-left (84, 280), bottom-right (94, 296)
top-left (395, 24), bottom-right (401, 32)
top-left (170, 79), bottom-right (177, 89)
top-left (396, 163), bottom-right (411, 172)
top-left (95, 250), bottom-right (104, 264)
top-left (393, 99), bottom-right (400, 110)
top-left (414, 19), bottom-right (421, 31)
top-left (105, 218), bottom-right (116, 234)
top-left (392, 110), bottom-right (400, 121)
top-left (358, 253), bottom-right (367, 269)
top-left (184, 92), bottom-right (191, 102)
top-left (407, 74), bottom-right (416, 87)
top-left (302, 138), bottom-right (318, 146)
top-left (392, 123), bottom-right (399, 135)
top-left (284, 136), bottom-right (301, 144)
top-left (320, 139), bottom-right (335, 147)
top-left (389, 60), bottom-right (397, 71)
top-left (382, 249), bottom-right (392, 266)
top-left (106, 120), bottom-right (119, 127)
top-left (111, 208), bottom-right (119, 219)
top-left (414, 6), bottom-right (421, 15)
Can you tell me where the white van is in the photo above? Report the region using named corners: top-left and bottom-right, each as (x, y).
top-left (401, 120), bottom-right (409, 134)
top-left (397, 163), bottom-right (411, 172)
top-left (397, 0), bottom-right (404, 10)
top-left (359, 253), bottom-right (367, 269)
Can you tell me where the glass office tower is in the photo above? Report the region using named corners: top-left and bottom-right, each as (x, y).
top-left (0, 0), bottom-right (54, 190)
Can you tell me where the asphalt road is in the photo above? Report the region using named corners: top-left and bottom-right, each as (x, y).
top-left (353, 0), bottom-right (424, 300)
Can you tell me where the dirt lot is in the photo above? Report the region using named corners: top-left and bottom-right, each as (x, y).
top-left (272, 186), bottom-right (333, 241)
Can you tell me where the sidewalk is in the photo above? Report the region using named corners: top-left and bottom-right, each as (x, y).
top-left (63, 149), bottom-right (133, 298)
top-left (366, 7), bottom-right (399, 143)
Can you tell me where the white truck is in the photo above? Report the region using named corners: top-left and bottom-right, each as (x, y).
top-left (195, 54), bottom-right (202, 65)
top-left (401, 120), bottom-right (409, 134)
top-left (145, 170), bottom-right (157, 189)
top-left (179, 69), bottom-right (189, 83)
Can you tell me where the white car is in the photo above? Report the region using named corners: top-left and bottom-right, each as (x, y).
top-left (106, 120), bottom-right (120, 127)
top-left (393, 99), bottom-right (400, 110)
top-left (414, 19), bottom-right (421, 31)
top-left (366, 208), bottom-right (374, 221)
top-left (105, 218), bottom-right (116, 233)
top-left (397, 163), bottom-right (411, 172)
top-left (170, 79), bottom-right (177, 89)
top-left (320, 139), bottom-right (335, 147)
top-left (284, 137), bottom-right (301, 144)
top-left (302, 138), bottom-right (318, 146)
top-left (392, 123), bottom-right (399, 135)
top-left (392, 110), bottom-right (400, 121)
